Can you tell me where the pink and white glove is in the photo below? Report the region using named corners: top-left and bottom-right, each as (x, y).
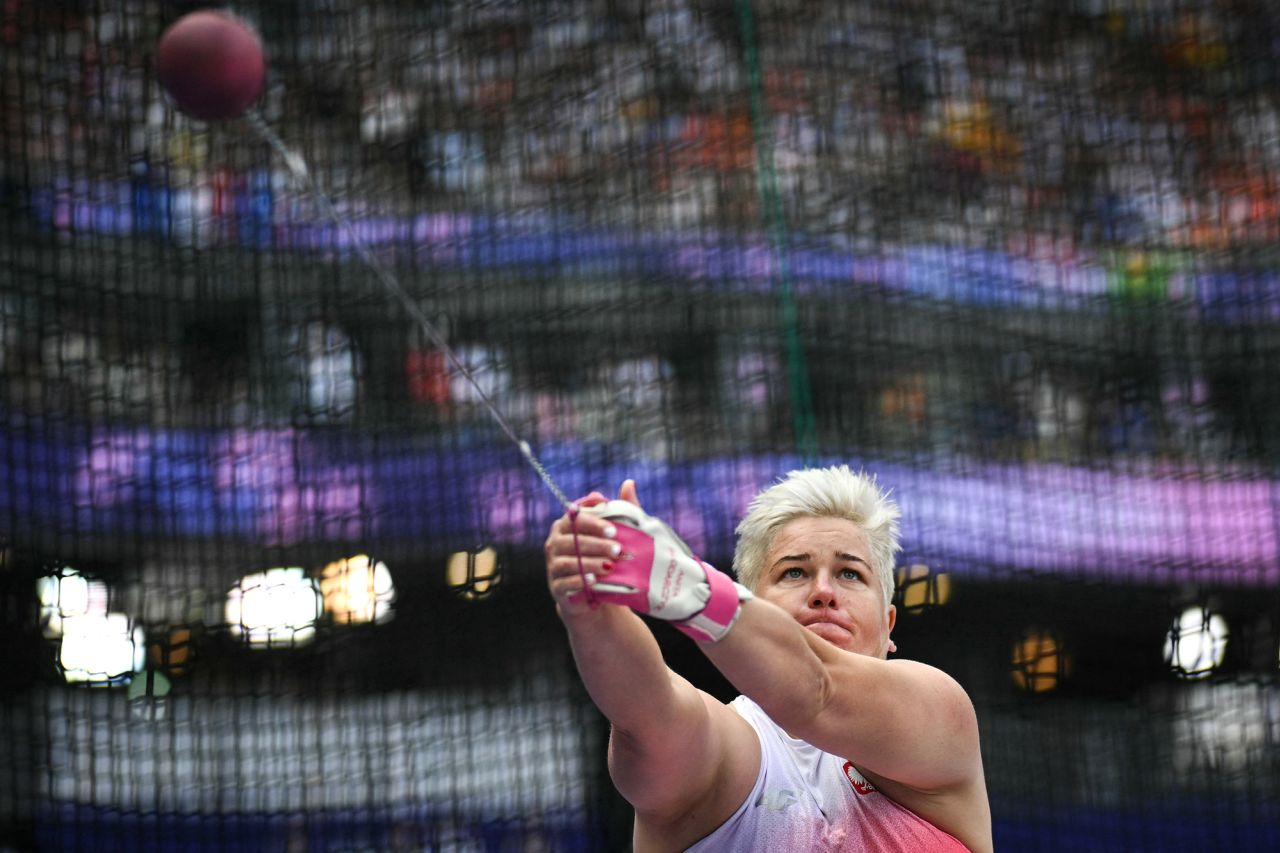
top-left (568, 500), bottom-right (753, 642)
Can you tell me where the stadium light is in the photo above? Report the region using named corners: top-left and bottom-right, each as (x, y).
top-left (36, 567), bottom-right (109, 639)
top-left (58, 612), bottom-right (145, 685)
top-left (1011, 626), bottom-right (1072, 694)
top-left (896, 563), bottom-right (951, 614)
top-left (446, 547), bottom-right (501, 600)
top-left (147, 625), bottom-right (196, 678)
top-left (225, 567), bottom-right (321, 648)
top-left (1164, 606), bottom-right (1228, 680)
top-left (319, 554), bottom-right (396, 625)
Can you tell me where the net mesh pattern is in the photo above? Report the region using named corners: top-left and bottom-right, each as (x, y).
top-left (2, 0), bottom-right (1279, 850)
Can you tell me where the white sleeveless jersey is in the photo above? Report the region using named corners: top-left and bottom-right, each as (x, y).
top-left (685, 696), bottom-right (970, 852)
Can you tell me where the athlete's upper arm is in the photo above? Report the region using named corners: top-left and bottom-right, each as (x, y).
top-left (701, 598), bottom-right (981, 795)
top-left (808, 654), bottom-right (982, 793)
top-left (607, 672), bottom-right (760, 828)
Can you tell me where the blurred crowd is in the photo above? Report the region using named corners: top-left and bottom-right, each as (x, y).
top-left (7, 0), bottom-right (1279, 249)
top-left (1, 0), bottom-right (1275, 465)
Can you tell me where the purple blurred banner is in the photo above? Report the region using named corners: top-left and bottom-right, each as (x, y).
top-left (24, 178), bottom-right (1280, 317)
top-left (1, 415), bottom-right (1275, 586)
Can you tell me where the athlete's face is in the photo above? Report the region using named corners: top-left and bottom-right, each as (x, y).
top-left (756, 516), bottom-right (896, 658)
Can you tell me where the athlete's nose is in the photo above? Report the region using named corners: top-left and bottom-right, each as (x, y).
top-left (809, 569), bottom-right (838, 608)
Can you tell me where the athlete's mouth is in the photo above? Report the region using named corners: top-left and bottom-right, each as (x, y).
top-left (802, 619), bottom-right (852, 635)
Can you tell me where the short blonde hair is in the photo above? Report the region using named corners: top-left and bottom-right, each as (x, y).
top-left (732, 466), bottom-right (901, 607)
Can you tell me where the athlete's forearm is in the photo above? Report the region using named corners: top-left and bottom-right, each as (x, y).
top-left (700, 597), bottom-right (844, 731)
top-left (560, 604), bottom-right (692, 738)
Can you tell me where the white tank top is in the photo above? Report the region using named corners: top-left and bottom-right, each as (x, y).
top-left (685, 696), bottom-right (970, 852)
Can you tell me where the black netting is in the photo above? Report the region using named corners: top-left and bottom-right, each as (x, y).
top-left (2, 1), bottom-right (1279, 850)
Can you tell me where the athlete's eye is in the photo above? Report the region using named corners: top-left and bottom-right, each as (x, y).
top-left (840, 568), bottom-right (864, 582)
top-left (781, 567), bottom-right (805, 580)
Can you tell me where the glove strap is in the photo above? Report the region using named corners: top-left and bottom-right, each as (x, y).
top-left (674, 573), bottom-right (754, 643)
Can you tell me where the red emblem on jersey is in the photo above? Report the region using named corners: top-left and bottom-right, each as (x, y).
top-left (842, 761), bottom-right (877, 795)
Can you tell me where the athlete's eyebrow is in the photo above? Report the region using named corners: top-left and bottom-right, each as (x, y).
top-left (771, 551), bottom-right (870, 569)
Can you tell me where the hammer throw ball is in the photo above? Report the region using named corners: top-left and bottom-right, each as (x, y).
top-left (154, 10), bottom-right (266, 121)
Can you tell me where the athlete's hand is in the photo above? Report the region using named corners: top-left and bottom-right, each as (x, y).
top-left (566, 489), bottom-right (752, 642)
top-left (544, 480), bottom-right (640, 619)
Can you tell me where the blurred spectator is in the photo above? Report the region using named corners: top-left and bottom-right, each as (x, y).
top-left (447, 343), bottom-right (511, 407)
top-left (718, 338), bottom-right (782, 448)
top-left (288, 321), bottom-right (362, 424)
top-left (1031, 371), bottom-right (1088, 462)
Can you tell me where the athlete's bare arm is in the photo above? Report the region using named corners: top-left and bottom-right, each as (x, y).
top-left (703, 601), bottom-right (992, 852)
top-left (545, 483), bottom-right (759, 846)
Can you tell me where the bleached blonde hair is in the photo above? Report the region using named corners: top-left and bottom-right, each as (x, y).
top-left (732, 466), bottom-right (901, 607)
